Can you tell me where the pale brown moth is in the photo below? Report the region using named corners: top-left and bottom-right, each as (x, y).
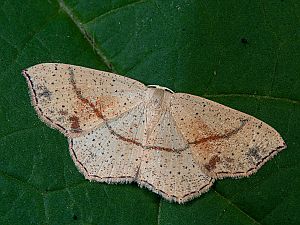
top-left (22, 63), bottom-right (287, 203)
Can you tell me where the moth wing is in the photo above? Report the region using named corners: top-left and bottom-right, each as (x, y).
top-left (137, 148), bottom-right (214, 203)
top-left (70, 123), bottom-right (145, 183)
top-left (144, 110), bottom-right (188, 150)
top-left (104, 90), bottom-right (187, 150)
top-left (170, 93), bottom-right (286, 178)
top-left (70, 100), bottom-right (148, 182)
top-left (23, 63), bottom-right (146, 137)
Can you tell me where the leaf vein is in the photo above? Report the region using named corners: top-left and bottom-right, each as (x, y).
top-left (57, 0), bottom-right (115, 71)
top-left (213, 190), bottom-right (262, 225)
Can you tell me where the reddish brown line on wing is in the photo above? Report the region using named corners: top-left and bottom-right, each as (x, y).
top-left (189, 119), bottom-right (248, 145)
top-left (67, 68), bottom-right (247, 152)
top-left (106, 123), bottom-right (186, 152)
top-left (68, 68), bottom-right (186, 152)
top-left (69, 68), bottom-right (104, 119)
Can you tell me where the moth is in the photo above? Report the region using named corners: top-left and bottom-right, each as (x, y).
top-left (22, 63), bottom-right (286, 203)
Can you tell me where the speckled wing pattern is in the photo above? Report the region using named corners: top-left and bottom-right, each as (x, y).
top-left (22, 63), bottom-right (146, 137)
top-left (170, 94), bottom-right (286, 179)
top-left (22, 63), bottom-right (287, 203)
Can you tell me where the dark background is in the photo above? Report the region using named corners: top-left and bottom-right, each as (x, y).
top-left (0, 0), bottom-right (299, 224)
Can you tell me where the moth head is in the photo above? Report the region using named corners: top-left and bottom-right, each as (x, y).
top-left (147, 85), bottom-right (174, 94)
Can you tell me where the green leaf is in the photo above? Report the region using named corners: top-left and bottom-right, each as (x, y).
top-left (0, 0), bottom-right (299, 224)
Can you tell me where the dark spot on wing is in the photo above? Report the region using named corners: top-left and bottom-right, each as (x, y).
top-left (204, 155), bottom-right (220, 171)
top-left (246, 146), bottom-right (261, 161)
top-left (38, 87), bottom-right (52, 99)
top-left (69, 115), bottom-right (82, 133)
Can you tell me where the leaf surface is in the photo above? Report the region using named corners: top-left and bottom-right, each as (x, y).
top-left (0, 0), bottom-right (299, 224)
